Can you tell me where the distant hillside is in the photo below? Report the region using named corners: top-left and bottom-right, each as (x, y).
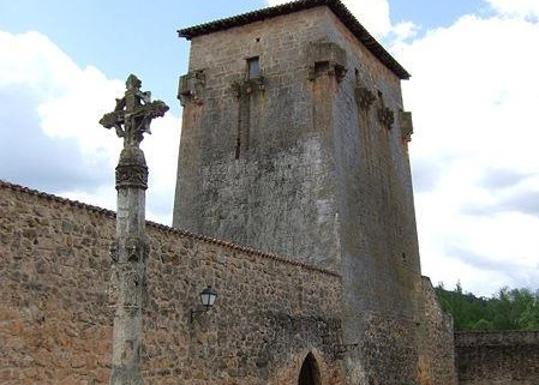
top-left (435, 283), bottom-right (539, 331)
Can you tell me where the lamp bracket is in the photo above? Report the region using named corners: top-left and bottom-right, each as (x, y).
top-left (190, 306), bottom-right (210, 323)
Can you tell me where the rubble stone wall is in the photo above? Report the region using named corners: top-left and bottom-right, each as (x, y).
top-left (0, 182), bottom-right (344, 385)
top-left (417, 277), bottom-right (458, 385)
top-left (322, 8), bottom-right (424, 384)
top-left (455, 331), bottom-right (539, 385)
top-left (173, 6), bottom-right (427, 384)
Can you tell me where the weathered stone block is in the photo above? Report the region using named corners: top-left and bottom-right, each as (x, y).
top-left (307, 41), bottom-right (348, 82)
top-left (400, 110), bottom-right (414, 142)
top-left (178, 70), bottom-right (206, 106)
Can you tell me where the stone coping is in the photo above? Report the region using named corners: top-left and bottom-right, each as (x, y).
top-left (177, 0), bottom-right (410, 80)
top-left (455, 331), bottom-right (539, 347)
top-left (0, 179), bottom-right (341, 278)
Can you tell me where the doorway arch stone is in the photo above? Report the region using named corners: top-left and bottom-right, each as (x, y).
top-left (298, 352), bottom-right (322, 385)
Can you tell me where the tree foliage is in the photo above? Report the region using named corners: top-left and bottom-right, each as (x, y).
top-left (435, 283), bottom-right (539, 331)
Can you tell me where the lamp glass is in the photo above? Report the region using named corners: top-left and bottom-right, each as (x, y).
top-left (200, 286), bottom-right (217, 307)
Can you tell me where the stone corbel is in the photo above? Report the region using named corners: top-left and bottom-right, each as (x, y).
top-left (376, 92), bottom-right (395, 130)
top-left (178, 70), bottom-right (206, 106)
top-left (399, 111), bottom-right (414, 142)
top-left (378, 106), bottom-right (395, 129)
top-left (355, 87), bottom-right (376, 112)
top-left (307, 41), bottom-right (348, 82)
top-left (231, 76), bottom-right (265, 98)
top-left (332, 63), bottom-right (348, 83)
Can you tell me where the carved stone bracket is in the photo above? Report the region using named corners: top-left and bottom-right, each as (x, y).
top-left (115, 147), bottom-right (149, 190)
top-left (178, 70), bottom-right (206, 106)
top-left (307, 41), bottom-right (348, 82)
top-left (399, 111), bottom-right (414, 142)
top-left (125, 236), bottom-right (150, 263)
top-left (333, 64), bottom-right (348, 83)
top-left (309, 62), bottom-right (348, 82)
top-left (376, 92), bottom-right (395, 130)
top-left (231, 76), bottom-right (265, 98)
top-left (110, 240), bottom-right (119, 264)
top-left (355, 87), bottom-right (376, 112)
top-left (378, 106), bottom-right (395, 130)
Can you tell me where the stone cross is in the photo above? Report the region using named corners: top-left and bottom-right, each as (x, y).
top-left (100, 74), bottom-right (168, 385)
top-left (100, 74), bottom-right (169, 149)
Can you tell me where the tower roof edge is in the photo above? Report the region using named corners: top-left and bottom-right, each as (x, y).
top-left (177, 0), bottom-right (410, 80)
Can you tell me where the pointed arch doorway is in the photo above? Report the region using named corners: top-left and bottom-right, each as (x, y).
top-left (298, 353), bottom-right (321, 385)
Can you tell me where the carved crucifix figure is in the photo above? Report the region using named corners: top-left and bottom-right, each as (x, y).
top-left (100, 74), bottom-right (169, 148)
top-left (100, 74), bottom-right (168, 385)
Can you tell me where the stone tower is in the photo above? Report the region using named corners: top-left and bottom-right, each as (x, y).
top-left (174, 0), bottom-right (423, 383)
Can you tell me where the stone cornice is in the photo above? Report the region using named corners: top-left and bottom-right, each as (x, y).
top-left (177, 0), bottom-right (410, 80)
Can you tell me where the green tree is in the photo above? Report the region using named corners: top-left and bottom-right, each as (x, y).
top-left (434, 284), bottom-right (539, 331)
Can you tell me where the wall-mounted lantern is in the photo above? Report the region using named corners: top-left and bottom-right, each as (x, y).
top-left (190, 285), bottom-right (218, 322)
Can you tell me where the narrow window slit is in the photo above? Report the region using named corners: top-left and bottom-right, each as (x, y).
top-left (247, 57), bottom-right (260, 79)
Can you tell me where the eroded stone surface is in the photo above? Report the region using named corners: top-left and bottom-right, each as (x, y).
top-left (0, 4), bottom-right (459, 385)
top-left (418, 277), bottom-right (458, 385)
top-left (100, 74), bottom-right (169, 385)
top-left (173, 6), bottom-right (425, 384)
top-left (0, 183), bottom-right (343, 385)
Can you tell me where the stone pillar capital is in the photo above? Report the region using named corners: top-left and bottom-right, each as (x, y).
top-left (115, 147), bottom-right (149, 191)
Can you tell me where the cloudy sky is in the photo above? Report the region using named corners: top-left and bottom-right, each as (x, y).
top-left (1, 0), bottom-right (538, 296)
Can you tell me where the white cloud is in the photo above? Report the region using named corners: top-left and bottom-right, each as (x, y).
top-left (267, 0), bottom-right (392, 37)
top-left (0, 30), bottom-right (180, 225)
top-left (2, 2), bottom-right (538, 296)
top-left (390, 21), bottom-right (419, 42)
top-left (486, 0), bottom-right (539, 19)
top-left (393, 12), bottom-right (539, 295)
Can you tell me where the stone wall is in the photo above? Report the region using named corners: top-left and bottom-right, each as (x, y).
top-left (0, 181), bottom-right (344, 385)
top-left (321, 8), bottom-right (423, 384)
top-left (417, 277), bottom-right (458, 385)
top-left (174, 7), bottom-right (343, 271)
top-left (173, 5), bottom-right (424, 384)
top-left (455, 331), bottom-right (539, 385)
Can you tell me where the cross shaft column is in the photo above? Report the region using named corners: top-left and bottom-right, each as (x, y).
top-left (100, 74), bottom-right (169, 385)
top-left (109, 146), bottom-right (148, 385)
